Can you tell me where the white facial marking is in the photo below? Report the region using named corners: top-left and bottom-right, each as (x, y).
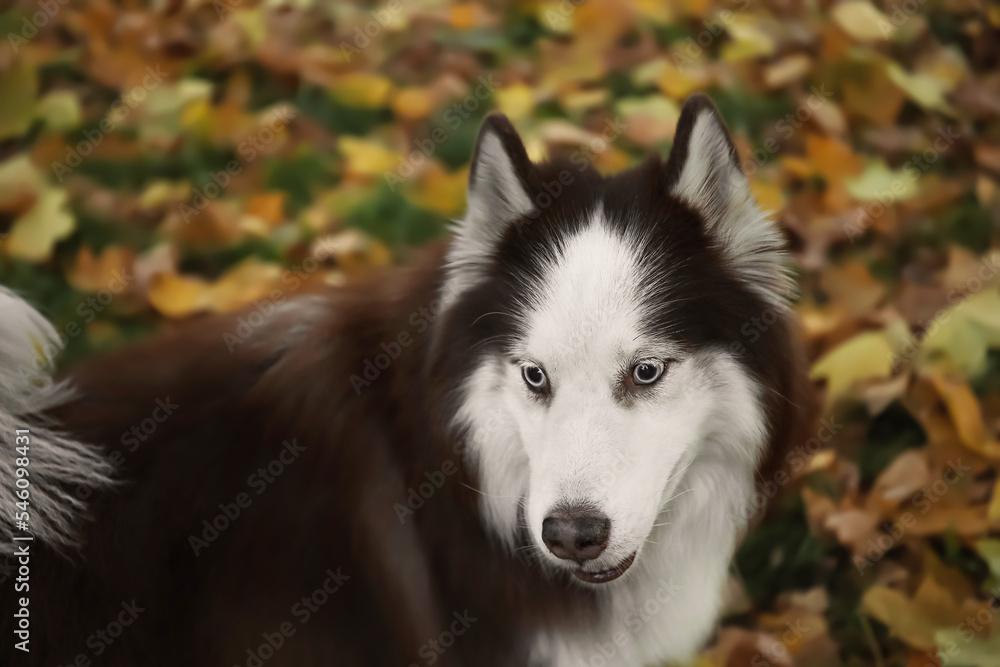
top-left (455, 209), bottom-right (769, 567)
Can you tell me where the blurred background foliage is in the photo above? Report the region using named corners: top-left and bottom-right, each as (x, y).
top-left (1, 0), bottom-right (1000, 664)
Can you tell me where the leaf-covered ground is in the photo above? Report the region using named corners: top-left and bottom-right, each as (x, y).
top-left (1, 0), bottom-right (999, 665)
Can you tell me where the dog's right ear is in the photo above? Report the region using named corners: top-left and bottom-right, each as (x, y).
top-left (442, 115), bottom-right (536, 307)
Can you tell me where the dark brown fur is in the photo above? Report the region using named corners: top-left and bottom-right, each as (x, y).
top-left (2, 247), bottom-right (605, 666)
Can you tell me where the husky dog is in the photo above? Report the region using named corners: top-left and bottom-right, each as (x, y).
top-left (0, 95), bottom-right (808, 666)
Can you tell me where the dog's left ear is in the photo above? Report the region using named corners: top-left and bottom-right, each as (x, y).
top-left (442, 114), bottom-right (537, 308)
top-left (665, 95), bottom-right (793, 306)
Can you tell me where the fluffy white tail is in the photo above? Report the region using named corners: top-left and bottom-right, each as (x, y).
top-left (0, 287), bottom-right (114, 558)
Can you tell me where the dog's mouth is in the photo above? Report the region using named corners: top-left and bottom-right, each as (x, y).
top-left (571, 551), bottom-right (636, 584)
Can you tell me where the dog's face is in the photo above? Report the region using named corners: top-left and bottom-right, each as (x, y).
top-left (433, 96), bottom-right (794, 584)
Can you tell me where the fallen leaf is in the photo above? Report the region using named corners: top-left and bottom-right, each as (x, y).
top-left (810, 330), bottom-right (896, 406)
top-left (0, 60), bottom-right (38, 140)
top-left (832, 2), bottom-right (894, 43)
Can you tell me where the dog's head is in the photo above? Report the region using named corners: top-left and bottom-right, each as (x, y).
top-left (431, 95), bottom-right (800, 584)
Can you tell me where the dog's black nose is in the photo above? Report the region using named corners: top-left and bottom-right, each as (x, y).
top-left (541, 509), bottom-right (610, 563)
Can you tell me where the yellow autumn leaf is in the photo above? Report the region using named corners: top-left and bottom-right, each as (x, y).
top-left (538, 0), bottom-right (575, 33)
top-left (975, 539), bottom-right (1000, 580)
top-left (845, 161), bottom-right (920, 202)
top-left (810, 330), bottom-right (895, 405)
top-left (495, 84), bottom-right (535, 121)
top-left (831, 1), bottom-right (894, 42)
top-left (339, 137), bottom-right (400, 178)
top-left (722, 15), bottom-right (775, 61)
top-left (148, 260), bottom-right (284, 318)
top-left (449, 4), bottom-right (478, 29)
top-left (921, 289), bottom-right (1000, 376)
top-left (313, 229), bottom-right (391, 273)
top-left (0, 154), bottom-right (41, 207)
top-left (539, 41), bottom-right (607, 95)
top-left (243, 192), bottom-right (286, 225)
top-left (990, 480), bottom-right (1000, 521)
top-left (560, 88), bottom-right (608, 113)
top-left (36, 91), bottom-right (82, 132)
top-left (8, 188), bottom-right (75, 262)
top-left (863, 576), bottom-right (971, 650)
top-left (392, 87), bottom-right (435, 121)
top-left (656, 60), bottom-right (708, 99)
top-left (0, 60), bottom-right (38, 140)
top-left (67, 246), bottom-right (137, 293)
top-left (402, 162), bottom-right (467, 217)
top-left (233, 8), bottom-right (267, 47)
top-left (206, 259), bottom-right (283, 312)
top-left (937, 629), bottom-right (1000, 666)
top-left (138, 180), bottom-right (192, 211)
top-left (330, 74), bottom-right (393, 109)
top-left (615, 96), bottom-right (680, 145)
top-left (763, 54), bottom-right (813, 89)
top-left (148, 272), bottom-right (211, 318)
top-left (634, 0), bottom-right (673, 23)
top-left (886, 62), bottom-right (957, 114)
top-left (929, 372), bottom-right (1000, 460)
top-left (750, 179), bottom-right (785, 214)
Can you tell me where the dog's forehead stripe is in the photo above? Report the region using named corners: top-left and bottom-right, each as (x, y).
top-left (518, 206), bottom-right (660, 367)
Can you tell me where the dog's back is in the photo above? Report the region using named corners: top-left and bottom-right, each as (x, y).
top-left (0, 250), bottom-right (574, 666)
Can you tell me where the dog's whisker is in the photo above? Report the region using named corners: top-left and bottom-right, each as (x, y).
top-left (470, 311), bottom-right (510, 327)
top-left (662, 487), bottom-right (696, 505)
top-left (460, 482), bottom-right (522, 499)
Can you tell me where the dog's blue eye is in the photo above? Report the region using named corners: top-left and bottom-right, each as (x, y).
top-left (522, 365), bottom-right (548, 392)
top-left (632, 360), bottom-right (665, 386)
